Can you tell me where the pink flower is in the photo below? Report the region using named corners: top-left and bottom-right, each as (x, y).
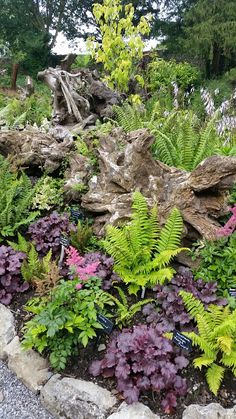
top-left (217, 205), bottom-right (236, 237)
top-left (65, 246), bottom-right (100, 289)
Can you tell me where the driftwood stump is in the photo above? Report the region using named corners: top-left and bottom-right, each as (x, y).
top-left (37, 68), bottom-right (121, 126)
top-left (82, 128), bottom-right (236, 240)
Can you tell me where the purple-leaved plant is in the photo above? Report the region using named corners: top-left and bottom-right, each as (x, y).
top-left (90, 324), bottom-right (189, 414)
top-left (0, 245), bottom-right (29, 305)
top-left (80, 252), bottom-right (121, 289)
top-left (28, 211), bottom-right (76, 256)
top-left (143, 266), bottom-right (227, 331)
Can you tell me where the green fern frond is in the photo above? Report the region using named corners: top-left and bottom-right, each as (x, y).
top-left (179, 291), bottom-right (205, 318)
top-left (221, 351), bottom-right (236, 374)
top-left (193, 355), bottom-right (215, 370)
top-left (157, 208), bottom-right (183, 253)
top-left (206, 363), bottom-right (225, 395)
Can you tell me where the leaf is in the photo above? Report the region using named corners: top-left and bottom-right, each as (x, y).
top-left (206, 363), bottom-right (225, 395)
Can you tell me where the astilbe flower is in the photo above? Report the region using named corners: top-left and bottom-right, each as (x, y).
top-left (217, 205), bottom-right (236, 237)
top-left (0, 246), bottom-right (29, 305)
top-left (66, 246), bottom-right (100, 289)
top-left (28, 211), bottom-right (76, 256)
top-left (90, 324), bottom-right (189, 414)
top-left (80, 252), bottom-right (121, 289)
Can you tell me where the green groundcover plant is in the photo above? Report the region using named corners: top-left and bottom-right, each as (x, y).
top-left (22, 276), bottom-right (114, 370)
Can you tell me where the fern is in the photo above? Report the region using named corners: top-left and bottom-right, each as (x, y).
top-left (105, 286), bottom-right (153, 327)
top-left (180, 291), bottom-right (236, 395)
top-left (0, 157), bottom-right (39, 239)
top-left (102, 192), bottom-right (186, 294)
top-left (152, 111), bottom-right (221, 171)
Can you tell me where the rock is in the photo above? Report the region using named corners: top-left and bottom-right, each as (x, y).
top-left (3, 336), bottom-right (52, 393)
top-left (0, 129), bottom-right (73, 173)
top-left (0, 304), bottom-right (16, 360)
top-left (82, 128), bottom-right (236, 240)
top-left (182, 403), bottom-right (236, 419)
top-left (40, 374), bottom-right (117, 419)
top-left (107, 402), bottom-right (160, 419)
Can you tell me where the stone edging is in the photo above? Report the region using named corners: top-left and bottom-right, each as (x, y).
top-left (1, 304), bottom-right (235, 419)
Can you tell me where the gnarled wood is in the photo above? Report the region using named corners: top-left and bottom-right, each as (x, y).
top-left (82, 128), bottom-right (236, 240)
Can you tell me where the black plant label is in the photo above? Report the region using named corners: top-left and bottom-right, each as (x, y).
top-left (60, 235), bottom-right (70, 248)
top-left (97, 314), bottom-right (114, 334)
top-left (70, 208), bottom-right (84, 223)
top-left (229, 288), bottom-right (236, 297)
top-left (173, 330), bottom-right (192, 351)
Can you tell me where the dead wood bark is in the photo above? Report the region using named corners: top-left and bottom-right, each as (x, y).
top-left (81, 128), bottom-right (236, 240)
top-left (37, 67), bottom-right (121, 126)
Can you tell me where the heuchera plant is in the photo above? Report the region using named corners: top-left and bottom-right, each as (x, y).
top-left (90, 324), bottom-right (189, 413)
top-left (81, 252), bottom-right (121, 289)
top-left (28, 211), bottom-right (76, 256)
top-left (0, 245), bottom-right (29, 305)
top-left (143, 267), bottom-right (227, 331)
top-left (217, 205), bottom-right (236, 237)
top-left (66, 246), bottom-right (100, 289)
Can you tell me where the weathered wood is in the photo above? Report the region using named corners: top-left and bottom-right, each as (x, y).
top-left (37, 67), bottom-right (121, 126)
top-left (82, 128), bottom-right (236, 240)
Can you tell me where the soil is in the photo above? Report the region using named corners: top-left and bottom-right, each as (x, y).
top-left (9, 290), bottom-right (236, 418)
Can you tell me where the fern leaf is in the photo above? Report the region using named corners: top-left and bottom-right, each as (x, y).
top-left (193, 356), bottom-right (215, 370)
top-left (206, 363), bottom-right (225, 395)
top-left (217, 336), bottom-right (234, 355)
top-left (157, 208), bottom-right (183, 253)
top-left (179, 291), bottom-right (205, 318)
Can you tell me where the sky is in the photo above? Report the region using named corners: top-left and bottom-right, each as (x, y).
top-left (53, 33), bottom-right (158, 55)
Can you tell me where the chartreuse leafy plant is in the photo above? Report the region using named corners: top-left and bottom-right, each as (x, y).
top-left (0, 156), bottom-right (39, 239)
top-left (22, 277), bottom-right (114, 370)
top-left (102, 192), bottom-right (186, 295)
top-left (179, 291), bottom-right (236, 395)
top-left (88, 0), bottom-right (150, 93)
top-left (105, 286), bottom-right (153, 327)
top-left (8, 233), bottom-right (60, 295)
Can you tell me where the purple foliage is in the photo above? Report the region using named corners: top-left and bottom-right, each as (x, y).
top-left (0, 246), bottom-right (29, 305)
top-left (89, 324), bottom-right (188, 414)
top-left (81, 252), bottom-right (121, 289)
top-left (28, 211), bottom-right (76, 256)
top-left (143, 266), bottom-right (227, 331)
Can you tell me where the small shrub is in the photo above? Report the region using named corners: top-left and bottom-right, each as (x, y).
top-left (0, 245), bottom-right (28, 305)
top-left (32, 177), bottom-right (64, 212)
top-left (143, 266), bottom-right (227, 331)
top-left (90, 324), bottom-right (189, 413)
top-left (28, 211), bottom-right (76, 256)
top-left (22, 276), bottom-right (114, 370)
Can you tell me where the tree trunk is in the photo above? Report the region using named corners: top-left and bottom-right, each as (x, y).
top-left (11, 62), bottom-right (19, 90)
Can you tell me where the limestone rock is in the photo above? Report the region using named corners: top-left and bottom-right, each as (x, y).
top-left (82, 128), bottom-right (236, 240)
top-left (0, 304), bottom-right (16, 360)
top-left (64, 151), bottom-right (91, 200)
top-left (182, 403), bottom-right (236, 419)
top-left (107, 402), bottom-right (160, 419)
top-left (4, 336), bottom-right (52, 392)
top-left (40, 374), bottom-right (117, 419)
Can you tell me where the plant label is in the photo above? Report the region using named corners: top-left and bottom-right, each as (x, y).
top-left (97, 314), bottom-right (114, 334)
top-left (60, 235), bottom-right (70, 248)
top-left (70, 208), bottom-right (84, 223)
top-left (173, 330), bottom-right (192, 351)
top-left (229, 288), bottom-right (236, 297)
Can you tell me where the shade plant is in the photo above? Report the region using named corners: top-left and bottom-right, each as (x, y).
top-left (143, 266), bottom-right (227, 331)
top-left (22, 276), bottom-right (114, 370)
top-left (90, 323), bottom-right (189, 413)
top-left (102, 191), bottom-right (186, 295)
top-left (176, 291), bottom-right (236, 396)
top-left (0, 245), bottom-right (28, 305)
